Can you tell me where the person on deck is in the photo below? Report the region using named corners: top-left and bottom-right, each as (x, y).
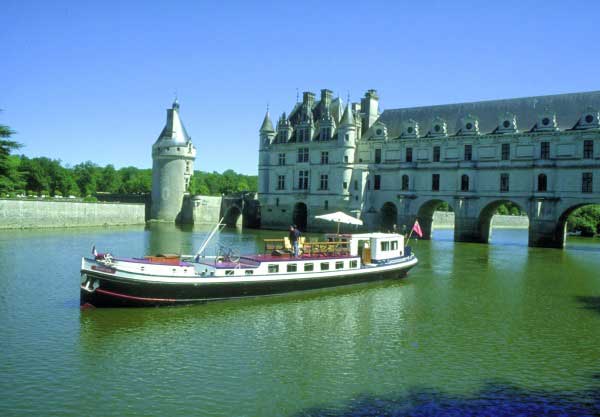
top-left (289, 225), bottom-right (301, 257)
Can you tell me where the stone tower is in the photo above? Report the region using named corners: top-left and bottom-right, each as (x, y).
top-left (151, 100), bottom-right (196, 222)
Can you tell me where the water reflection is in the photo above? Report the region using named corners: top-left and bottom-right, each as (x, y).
top-left (145, 223), bottom-right (196, 256)
top-left (291, 381), bottom-right (600, 417)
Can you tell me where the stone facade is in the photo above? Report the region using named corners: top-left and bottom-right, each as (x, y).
top-left (150, 100), bottom-right (196, 222)
top-left (258, 89), bottom-right (600, 247)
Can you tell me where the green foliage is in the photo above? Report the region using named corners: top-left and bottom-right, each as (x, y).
top-left (0, 123), bottom-right (24, 193)
top-left (83, 196), bottom-right (98, 203)
top-left (495, 202), bottom-right (525, 216)
top-left (189, 170), bottom-right (258, 196)
top-left (567, 205), bottom-right (600, 237)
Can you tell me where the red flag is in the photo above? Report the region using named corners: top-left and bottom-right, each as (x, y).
top-left (412, 220), bottom-right (423, 238)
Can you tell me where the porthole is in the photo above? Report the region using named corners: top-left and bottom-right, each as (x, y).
top-left (466, 122), bottom-right (473, 130)
top-left (585, 114), bottom-right (594, 124)
top-left (503, 120), bottom-right (510, 128)
top-left (542, 118), bottom-right (550, 126)
top-left (407, 126), bottom-right (414, 134)
top-left (434, 125), bottom-right (441, 132)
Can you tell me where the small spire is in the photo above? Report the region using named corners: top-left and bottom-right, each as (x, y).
top-left (260, 109), bottom-right (274, 132)
top-left (341, 103), bottom-right (354, 126)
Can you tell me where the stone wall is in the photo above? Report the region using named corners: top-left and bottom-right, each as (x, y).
top-left (432, 211), bottom-right (529, 229)
top-left (0, 199), bottom-right (145, 229)
top-left (191, 195), bottom-right (222, 224)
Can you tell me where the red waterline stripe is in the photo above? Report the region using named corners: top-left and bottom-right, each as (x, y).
top-left (95, 288), bottom-right (178, 302)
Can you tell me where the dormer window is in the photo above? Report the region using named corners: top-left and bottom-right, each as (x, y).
top-left (586, 114), bottom-right (594, 124)
top-left (503, 120), bottom-right (510, 128)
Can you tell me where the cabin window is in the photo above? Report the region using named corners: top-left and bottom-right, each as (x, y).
top-left (304, 263), bottom-right (314, 272)
top-left (268, 264), bottom-right (279, 273)
top-left (335, 261), bottom-right (344, 270)
top-left (287, 264), bottom-right (297, 272)
top-left (381, 241), bottom-right (390, 251)
top-left (225, 270), bottom-right (234, 276)
top-left (391, 241), bottom-right (398, 250)
top-left (350, 260), bottom-right (358, 268)
top-left (320, 262), bottom-right (330, 271)
top-left (245, 270), bottom-right (254, 275)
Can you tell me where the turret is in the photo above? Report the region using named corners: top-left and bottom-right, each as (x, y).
top-left (337, 103), bottom-right (357, 195)
top-left (151, 100), bottom-right (197, 222)
top-left (259, 109), bottom-right (275, 149)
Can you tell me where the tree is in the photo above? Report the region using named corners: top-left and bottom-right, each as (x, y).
top-left (0, 123), bottom-right (23, 193)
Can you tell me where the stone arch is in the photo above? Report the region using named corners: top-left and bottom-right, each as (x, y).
top-left (224, 205), bottom-right (242, 227)
top-left (555, 202), bottom-right (600, 247)
top-left (380, 202), bottom-right (398, 232)
top-left (416, 198), bottom-right (455, 240)
top-left (477, 199), bottom-right (529, 244)
top-left (293, 202), bottom-right (308, 231)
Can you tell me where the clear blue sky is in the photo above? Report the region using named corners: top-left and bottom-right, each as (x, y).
top-left (2, 0), bottom-right (599, 175)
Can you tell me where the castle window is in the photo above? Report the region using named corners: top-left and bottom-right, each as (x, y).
top-left (277, 175), bottom-right (285, 190)
top-left (500, 173), bottom-right (509, 192)
top-left (374, 175), bottom-right (381, 190)
top-left (585, 114), bottom-right (594, 124)
top-left (540, 142), bottom-right (550, 160)
top-left (538, 174), bottom-right (547, 192)
top-left (354, 180), bottom-right (358, 190)
top-left (276, 198), bottom-right (279, 207)
top-left (582, 172), bottom-right (593, 193)
top-left (432, 174), bottom-right (440, 191)
top-left (319, 174), bottom-right (328, 190)
top-left (321, 127), bottom-right (331, 141)
top-left (501, 143), bottom-right (510, 160)
top-left (297, 148), bottom-right (309, 163)
top-left (345, 133), bottom-right (350, 141)
top-left (321, 151), bottom-right (329, 164)
top-left (344, 155), bottom-right (349, 163)
top-left (584, 140), bottom-right (594, 159)
top-left (343, 181), bottom-right (348, 189)
top-left (298, 171), bottom-right (309, 190)
top-left (406, 147), bottom-right (413, 162)
top-left (461, 175), bottom-right (469, 191)
top-left (401, 175), bottom-right (409, 191)
top-left (324, 200), bottom-right (328, 209)
top-left (278, 153), bottom-right (286, 165)
top-left (433, 146), bottom-right (441, 162)
top-left (375, 149), bottom-right (382, 164)
top-left (464, 145), bottom-right (472, 161)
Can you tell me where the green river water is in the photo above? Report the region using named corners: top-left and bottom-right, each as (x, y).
top-left (0, 224), bottom-right (599, 416)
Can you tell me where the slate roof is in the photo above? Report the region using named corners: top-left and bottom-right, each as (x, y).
top-left (372, 90), bottom-right (600, 138)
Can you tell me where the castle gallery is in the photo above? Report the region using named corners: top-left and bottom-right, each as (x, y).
top-left (257, 89), bottom-right (600, 246)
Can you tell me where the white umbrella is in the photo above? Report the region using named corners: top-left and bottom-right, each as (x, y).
top-left (315, 211), bottom-right (363, 234)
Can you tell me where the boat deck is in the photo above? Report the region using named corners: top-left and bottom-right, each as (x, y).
top-left (196, 253), bottom-right (358, 269)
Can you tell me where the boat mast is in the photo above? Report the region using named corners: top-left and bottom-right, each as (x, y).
top-left (195, 218), bottom-right (225, 259)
